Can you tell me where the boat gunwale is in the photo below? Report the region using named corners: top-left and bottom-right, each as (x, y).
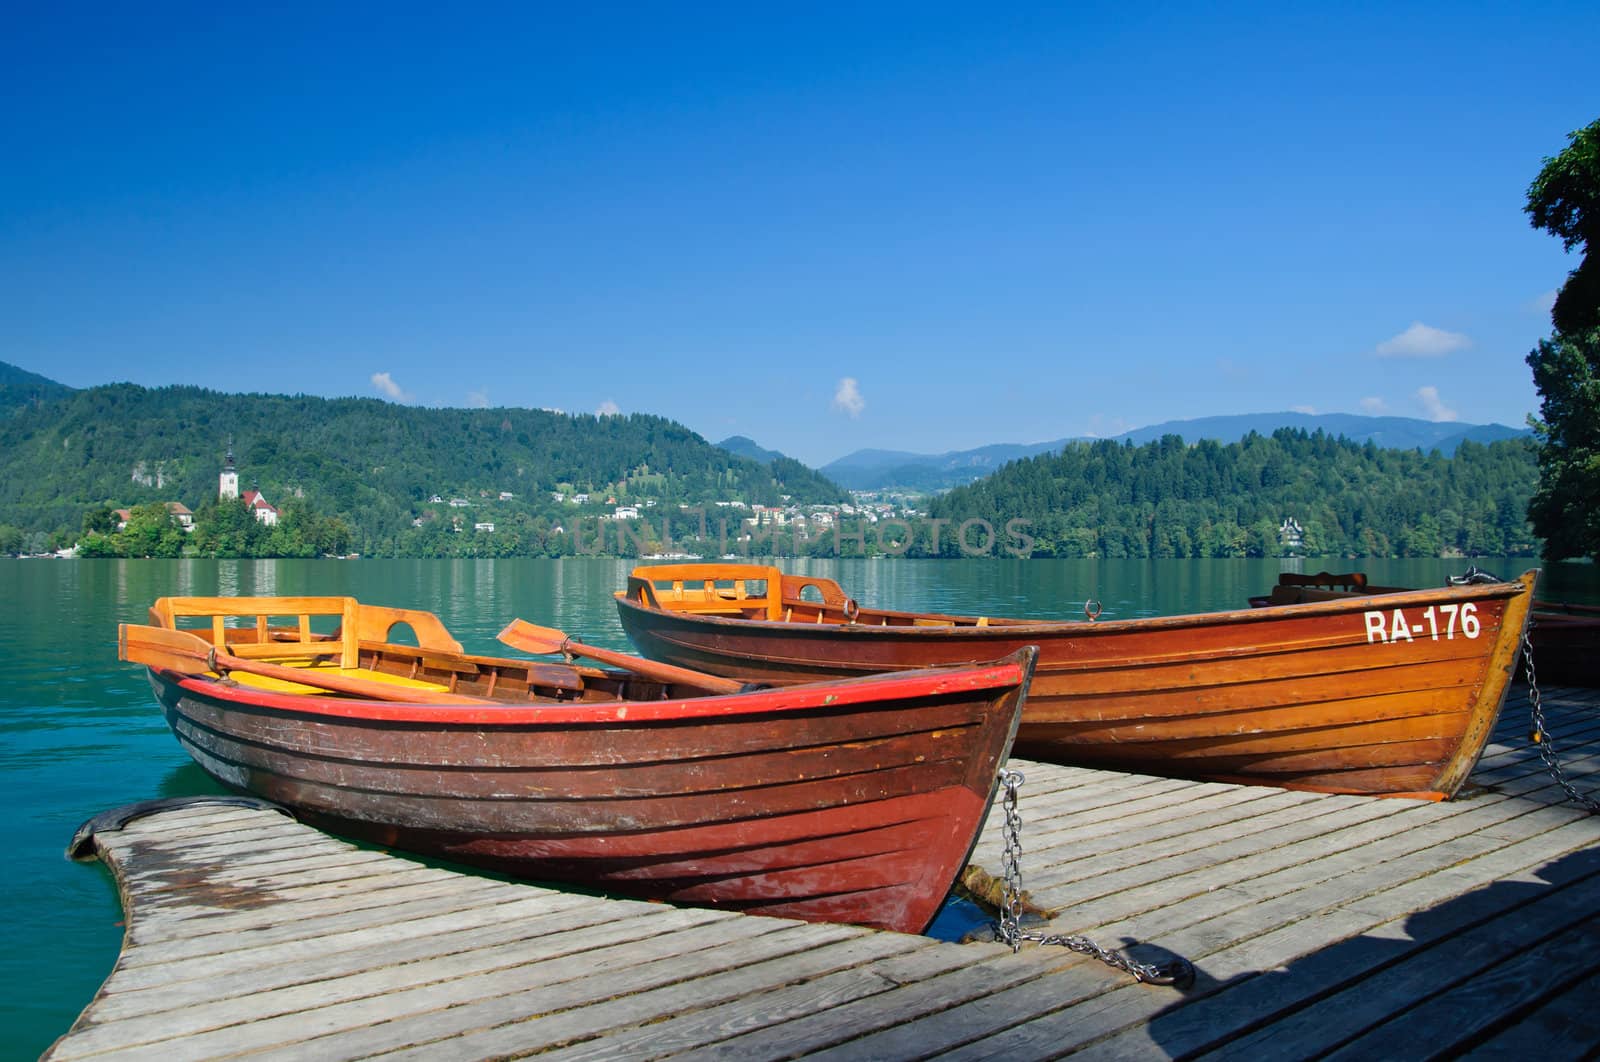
top-left (616, 568), bottom-right (1537, 639)
top-left (159, 654), bottom-right (1033, 726)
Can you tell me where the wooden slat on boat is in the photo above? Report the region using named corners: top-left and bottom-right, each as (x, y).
top-left (49, 685), bottom-right (1600, 1060)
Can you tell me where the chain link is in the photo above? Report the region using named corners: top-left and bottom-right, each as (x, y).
top-left (996, 769), bottom-right (1194, 987)
top-left (1523, 631), bottom-right (1600, 814)
top-left (997, 768), bottom-right (1026, 951)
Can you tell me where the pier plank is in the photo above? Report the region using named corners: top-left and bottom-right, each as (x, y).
top-left (370, 933), bottom-right (951, 1062)
top-left (1462, 979), bottom-right (1600, 1059)
top-left (1188, 860), bottom-right (1600, 1059)
top-left (1320, 914), bottom-right (1600, 1061)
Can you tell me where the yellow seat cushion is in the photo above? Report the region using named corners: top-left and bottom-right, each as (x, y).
top-left (229, 665), bottom-right (451, 696)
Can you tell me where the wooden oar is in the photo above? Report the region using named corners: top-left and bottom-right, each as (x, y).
top-left (119, 623), bottom-right (495, 705)
top-left (496, 619), bottom-right (746, 695)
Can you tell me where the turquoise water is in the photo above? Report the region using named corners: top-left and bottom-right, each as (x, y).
top-left (4, 556), bottom-right (1590, 1058)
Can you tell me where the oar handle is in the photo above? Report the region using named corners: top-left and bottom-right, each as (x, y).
top-left (498, 619), bottom-right (745, 694)
top-left (569, 640), bottom-right (746, 695)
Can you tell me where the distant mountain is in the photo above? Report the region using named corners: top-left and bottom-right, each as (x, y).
top-left (0, 361), bottom-right (74, 417)
top-left (716, 435), bottom-right (788, 465)
top-left (714, 435), bottom-right (848, 499)
top-left (822, 440), bottom-right (1082, 491)
top-left (1115, 413), bottom-right (1528, 452)
top-left (823, 413), bottom-right (1531, 491)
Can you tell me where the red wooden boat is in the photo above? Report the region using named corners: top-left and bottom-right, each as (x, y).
top-left (119, 595), bottom-right (1035, 934)
top-left (615, 564), bottom-right (1539, 799)
top-left (1252, 570), bottom-right (1597, 688)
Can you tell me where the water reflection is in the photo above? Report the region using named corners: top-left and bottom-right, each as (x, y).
top-left (217, 559), bottom-right (239, 597)
top-left (251, 559), bottom-right (277, 596)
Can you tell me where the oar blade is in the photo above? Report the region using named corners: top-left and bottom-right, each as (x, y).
top-left (497, 619), bottom-right (569, 656)
top-left (119, 624), bottom-right (214, 675)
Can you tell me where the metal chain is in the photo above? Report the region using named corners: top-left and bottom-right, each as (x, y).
top-left (996, 770), bottom-right (1195, 987)
top-left (1523, 631), bottom-right (1600, 814)
top-left (997, 768), bottom-right (1027, 951)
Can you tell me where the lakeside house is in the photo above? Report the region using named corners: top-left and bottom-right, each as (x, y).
top-left (111, 502), bottom-right (197, 533)
top-left (240, 489), bottom-right (279, 526)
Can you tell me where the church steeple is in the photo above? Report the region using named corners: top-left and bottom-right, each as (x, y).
top-left (219, 440), bottom-right (239, 500)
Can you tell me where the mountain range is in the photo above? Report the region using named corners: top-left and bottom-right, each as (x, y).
top-left (797, 413), bottom-right (1531, 491)
top-left (0, 359), bottom-right (1535, 542)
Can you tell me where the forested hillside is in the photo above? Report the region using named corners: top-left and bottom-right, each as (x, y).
top-left (0, 361), bottom-right (74, 417)
top-left (0, 366), bottom-right (1545, 560)
top-left (0, 381), bottom-right (845, 553)
top-left (923, 430), bottom-right (1539, 558)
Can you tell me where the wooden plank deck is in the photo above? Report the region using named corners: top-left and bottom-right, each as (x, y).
top-left (48, 685), bottom-right (1600, 1061)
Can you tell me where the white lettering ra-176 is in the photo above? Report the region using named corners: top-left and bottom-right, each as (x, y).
top-left (1363, 603), bottom-right (1482, 644)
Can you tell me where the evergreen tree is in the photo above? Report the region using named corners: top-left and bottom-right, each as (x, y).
top-left (1525, 118), bottom-right (1600, 561)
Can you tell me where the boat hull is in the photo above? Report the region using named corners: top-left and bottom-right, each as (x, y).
top-left (616, 570), bottom-right (1539, 798)
top-left (147, 653), bottom-right (1032, 934)
top-left (1527, 605), bottom-right (1600, 687)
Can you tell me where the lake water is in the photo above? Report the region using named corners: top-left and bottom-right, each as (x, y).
top-left (5, 555), bottom-right (1592, 1058)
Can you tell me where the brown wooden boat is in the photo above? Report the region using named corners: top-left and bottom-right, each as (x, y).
top-left (615, 563), bottom-right (1539, 799)
top-left (1524, 601), bottom-right (1600, 687)
top-left (1251, 569), bottom-right (1596, 688)
top-left (120, 595), bottom-right (1036, 934)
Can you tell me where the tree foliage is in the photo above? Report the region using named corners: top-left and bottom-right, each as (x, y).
top-left (0, 380), bottom-right (846, 553)
top-left (1526, 118), bottom-right (1600, 561)
top-left (923, 430), bottom-right (1537, 559)
top-left (1527, 119), bottom-right (1600, 337)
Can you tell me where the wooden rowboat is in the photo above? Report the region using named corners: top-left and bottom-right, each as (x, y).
top-left (1524, 601), bottom-right (1600, 687)
top-left (615, 564), bottom-right (1539, 799)
top-left (1251, 570), bottom-right (1596, 688)
top-left (121, 595), bottom-right (1036, 934)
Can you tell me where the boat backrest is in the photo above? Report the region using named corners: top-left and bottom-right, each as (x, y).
top-left (1264, 571), bottom-right (1415, 606)
top-left (349, 604), bottom-right (463, 654)
top-left (623, 563), bottom-right (852, 621)
top-left (1278, 571), bottom-right (1368, 592)
top-left (146, 597), bottom-right (464, 668)
top-left (150, 596), bottom-right (363, 668)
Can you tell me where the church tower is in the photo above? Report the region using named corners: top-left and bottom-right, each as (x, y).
top-left (219, 443), bottom-right (239, 500)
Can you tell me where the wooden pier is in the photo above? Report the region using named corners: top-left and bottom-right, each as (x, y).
top-left (49, 685), bottom-right (1600, 1060)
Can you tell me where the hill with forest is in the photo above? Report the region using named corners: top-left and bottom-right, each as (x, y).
top-left (0, 369), bottom-right (846, 554)
top-left (0, 362), bottom-right (1543, 560)
top-left (0, 361), bottom-right (75, 417)
top-left (921, 429), bottom-right (1538, 558)
top-left (820, 412), bottom-right (1531, 490)
top-left (716, 435), bottom-right (788, 464)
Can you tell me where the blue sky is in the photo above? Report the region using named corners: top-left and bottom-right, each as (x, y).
top-left (3, 3), bottom-right (1596, 466)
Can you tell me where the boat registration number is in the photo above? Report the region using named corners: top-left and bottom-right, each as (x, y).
top-left (1364, 603), bottom-right (1481, 644)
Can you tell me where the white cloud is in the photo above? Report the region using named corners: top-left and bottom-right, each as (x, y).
top-left (466, 389), bottom-right (490, 408)
top-left (832, 377), bottom-right (865, 418)
top-left (1416, 385), bottom-right (1459, 422)
top-left (596, 399), bottom-right (621, 416)
top-left (1360, 395), bottom-right (1388, 414)
top-left (1527, 290), bottom-right (1558, 315)
top-left (371, 372), bottom-right (413, 402)
top-left (1376, 322), bottom-right (1470, 358)
top-left (1082, 414), bottom-right (1133, 438)
top-left (1291, 404), bottom-right (1317, 415)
